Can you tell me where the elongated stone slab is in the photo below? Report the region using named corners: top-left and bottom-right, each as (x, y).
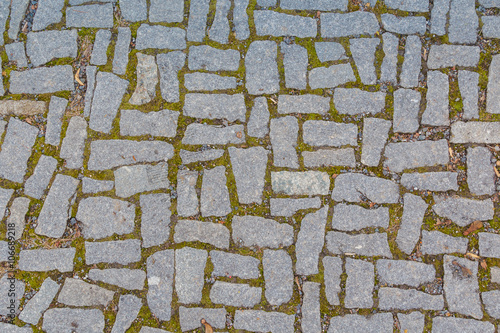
top-left (229, 147), bottom-right (268, 204)
top-left (270, 197), bottom-right (322, 217)
top-left (309, 64), bottom-right (355, 89)
top-left (451, 121), bottom-right (500, 143)
top-left (174, 220), bottom-right (230, 249)
top-left (263, 250), bottom-right (293, 305)
top-left (184, 94), bottom-right (246, 121)
top-left (136, 24), bottom-right (186, 50)
top-left (420, 230), bottom-right (468, 254)
top-left (42, 308), bottom-right (104, 333)
top-left (334, 88), bottom-right (386, 115)
top-left (58, 278), bottom-right (114, 307)
top-left (45, 96), bottom-right (67, 146)
top-left (254, 11), bottom-right (317, 37)
top-left (332, 204), bottom-right (389, 231)
top-left (85, 239), bottom-right (141, 265)
top-left (89, 268), bottom-right (146, 290)
top-left (19, 248), bottom-right (75, 272)
top-left (147, 250), bottom-right (174, 321)
top-left (271, 171), bottom-right (330, 195)
top-left (345, 258), bottom-right (374, 308)
top-left (112, 27), bottom-right (131, 75)
top-left (141, 193), bottom-right (171, 248)
top-left (433, 196), bottom-right (494, 227)
top-left (120, 109), bottom-right (179, 137)
top-left (129, 53), bottom-right (158, 104)
top-left (422, 71), bottom-right (449, 126)
top-left (200, 166), bottom-right (231, 217)
top-left (182, 124), bottom-right (245, 145)
top-left (233, 310), bottom-right (295, 333)
top-left (296, 207), bottom-right (328, 275)
top-left (378, 287), bottom-right (444, 311)
top-left (19, 278), bottom-right (59, 325)
top-left (60, 116), bottom-right (87, 169)
top-left (323, 256), bottom-right (342, 306)
top-left (384, 140), bottom-right (449, 173)
top-left (396, 193), bottom-right (428, 254)
top-left (278, 95), bottom-right (330, 114)
top-left (321, 12), bottom-right (379, 37)
top-left (175, 247), bottom-right (207, 304)
top-left (232, 216), bottom-right (294, 248)
top-left (210, 250), bottom-right (260, 279)
top-left (209, 281), bottom-right (261, 307)
top-left (114, 163), bottom-right (169, 197)
top-left (427, 45), bottom-right (480, 69)
top-left (66, 4), bottom-right (114, 28)
top-left (361, 118), bottom-right (391, 166)
top-left (400, 172), bottom-right (458, 191)
top-left (326, 231), bottom-right (392, 257)
top-left (487, 55), bottom-right (500, 114)
top-left (331, 173), bottom-right (400, 204)
top-left (246, 41), bottom-right (279, 95)
top-left (377, 259), bottom-right (436, 287)
top-left (303, 120), bottom-right (358, 147)
top-left (270, 116), bottom-right (299, 168)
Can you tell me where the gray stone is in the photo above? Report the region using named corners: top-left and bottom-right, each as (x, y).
top-left (114, 163), bottom-right (169, 197)
top-left (69, 0), bottom-right (115, 4)
top-left (281, 43), bottom-right (307, 89)
top-left (385, 0), bottom-right (429, 11)
top-left (182, 124), bottom-right (245, 145)
top-left (350, 38), bottom-right (379, 85)
top-left (263, 249), bottom-right (293, 305)
top-left (120, 0), bottom-right (147, 22)
top-left (281, 0), bottom-right (347, 10)
top-left (427, 45), bottom-right (480, 69)
top-left (180, 149), bottom-right (224, 164)
top-left (58, 278), bottom-right (114, 306)
top-left (176, 170), bottom-right (199, 217)
top-left (378, 287), bottom-right (444, 310)
top-left (233, 310), bottom-right (295, 333)
top-left (246, 41), bottom-right (279, 95)
top-left (111, 295), bottom-right (142, 333)
top-left (45, 96), bottom-right (67, 146)
top-left (332, 204), bottom-right (389, 231)
top-left (323, 256), bottom-right (342, 305)
top-left (308, 63), bottom-right (356, 89)
top-left (147, 250), bottom-right (174, 321)
top-left (443, 255), bottom-right (482, 318)
top-left (448, 0), bottom-right (478, 44)
top-left (89, 72), bottom-right (128, 133)
top-left (400, 36), bottom-right (422, 88)
top-left (66, 4), bottom-right (114, 28)
top-left (459, 70), bottom-right (479, 119)
top-left (398, 313), bottom-right (425, 333)
top-left (393, 88), bottom-right (421, 133)
top-left (5, 42), bottom-right (28, 68)
top-left (88, 140), bottom-right (174, 170)
top-left (361, 118), bottom-right (391, 167)
top-left (19, 278), bottom-right (58, 325)
top-left (0, 0), bottom-right (9, 45)
top-left (234, 0), bottom-right (249, 40)
top-left (209, 0), bottom-right (230, 43)
top-left (175, 220), bottom-right (230, 249)
top-left (179, 307), bottom-right (227, 331)
top-left (433, 196), bottom-right (494, 227)
top-left (186, 0), bottom-right (210, 41)
top-left (10, 65), bottom-right (74, 94)
top-left (136, 24), bottom-right (186, 50)
top-left (76, 197), bottom-right (136, 239)
top-left (0, 323), bottom-right (32, 333)
top-left (270, 197), bottom-right (321, 217)
top-left (229, 147), bottom-right (268, 204)
top-left (278, 95), bottom-right (330, 115)
top-left (8, 0), bottom-right (29, 39)
top-left (380, 33), bottom-right (398, 83)
top-left (430, 0), bottom-right (450, 35)
top-left (467, 147), bottom-right (495, 195)
top-left (420, 230), bottom-right (468, 254)
top-left (401, 172), bottom-right (459, 191)
top-left (432, 317), bottom-right (494, 333)
top-left (59, 116), bottom-right (87, 169)
top-left (112, 27), bottom-right (131, 75)
top-left (479, 232), bottom-right (500, 258)
top-left (270, 116), bottom-right (299, 168)
top-left (149, 0), bottom-right (184, 22)
top-left (200, 166), bottom-right (231, 217)
top-left (27, 30), bottom-right (77, 67)
top-left (0, 276), bottom-right (24, 316)
top-left (381, 14), bottom-right (427, 35)
top-left (272, 171), bottom-right (330, 195)
top-left (0, 100), bottom-right (46, 116)
top-left (188, 45), bottom-right (240, 71)
top-left (6, 197), bottom-right (30, 240)
top-left (42, 308), bottom-right (104, 333)
top-left (184, 94), bottom-right (245, 121)
top-left (334, 88), bottom-right (386, 115)
top-left (315, 42), bottom-right (347, 62)
top-left (254, 11), bottom-right (317, 37)
top-left (121, 109), bottom-right (178, 137)
top-left (18, 248), bottom-right (75, 272)
top-left (321, 12), bottom-right (379, 37)
top-left (345, 258), bottom-right (374, 308)
top-left (86, 239), bottom-right (141, 265)
top-left (377, 259), bottom-right (436, 287)
top-left (296, 207), bottom-right (328, 275)
top-left (257, 0), bottom-right (276, 5)
top-left (491, 266), bottom-right (500, 283)
top-left (210, 250), bottom-right (260, 279)
top-left (480, 0), bottom-right (500, 7)
top-left (232, 216), bottom-right (294, 248)
top-left (247, 97), bottom-right (269, 138)
top-left (396, 193), bottom-right (428, 254)
top-left (83, 65), bottom-right (97, 117)
top-left (88, 269), bottom-right (146, 290)
top-left (487, 55), bottom-right (500, 114)
top-left (129, 53), bottom-right (158, 104)
top-left (326, 231), bottom-right (393, 257)
top-left (0, 241), bottom-right (10, 262)
top-left (157, 51), bottom-right (185, 103)
top-left (328, 313), bottom-right (393, 333)
top-left (483, 16), bottom-right (500, 38)
top-left (302, 282), bottom-right (321, 333)
top-left (482, 290), bottom-right (500, 319)
top-left (140, 193), bottom-right (171, 248)
top-left (451, 121), bottom-right (500, 143)
top-left (384, 139), bottom-right (449, 173)
top-left (303, 148), bottom-right (356, 168)
top-left (331, 173), bottom-right (400, 204)
top-left (35, 174), bottom-right (79, 238)
top-left (175, 247), bottom-right (207, 304)
top-left (90, 29), bottom-right (111, 65)
top-left (422, 71), bottom-right (449, 126)
top-left (303, 120), bottom-right (357, 147)
top-left (210, 281), bottom-right (261, 307)
top-left (184, 73), bottom-right (237, 91)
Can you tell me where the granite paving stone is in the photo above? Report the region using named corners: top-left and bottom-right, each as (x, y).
top-left (176, 170), bottom-right (199, 217)
top-left (140, 193), bottom-right (171, 248)
top-left (174, 219), bottom-right (230, 248)
top-left (483, 16), bottom-right (500, 38)
top-left (281, 0), bottom-right (348, 10)
top-left (378, 287), bottom-right (444, 310)
top-left (270, 197), bottom-right (322, 217)
top-left (58, 278), bottom-right (114, 307)
top-left (233, 0), bottom-right (250, 40)
top-left (209, 281), bottom-right (261, 307)
top-left (175, 247), bottom-right (207, 304)
top-left (487, 55), bottom-right (500, 114)
top-left (114, 163), bottom-right (169, 197)
top-left (459, 70), bottom-right (479, 119)
top-left (83, 65), bottom-right (97, 117)
top-left (303, 120), bottom-right (358, 147)
top-left (200, 165), bottom-right (231, 217)
top-left (2, 323), bottom-right (33, 332)
top-left (328, 313), bottom-right (393, 333)
top-left (254, 11), bottom-right (317, 38)
top-left (384, 139), bottom-right (449, 173)
top-left (334, 88), bottom-right (386, 115)
top-left (179, 307), bottom-right (227, 331)
top-left (187, 0), bottom-right (210, 42)
top-left (209, 0), bottom-right (230, 44)
top-left (490, 266), bottom-right (500, 283)
top-left (326, 231), bottom-right (393, 257)
top-left (184, 73), bottom-right (237, 91)
top-left (400, 35), bottom-right (422, 88)
top-left (381, 14), bottom-right (427, 35)
top-left (233, 310), bottom-right (295, 333)
top-left (315, 42), bottom-right (347, 62)
top-left (331, 173), bottom-right (400, 204)
top-left (182, 123), bottom-right (245, 145)
top-left (432, 317), bottom-right (494, 333)
top-left (188, 45), bottom-right (240, 71)
top-left (303, 148), bottom-right (356, 167)
top-left (157, 51), bottom-right (186, 103)
top-left (321, 12), bottom-right (379, 37)
top-left (263, 249), bottom-right (293, 305)
top-left (8, 0), bottom-right (29, 39)
top-left (111, 295), bottom-right (142, 333)
top-left (0, 276), bottom-right (24, 316)
top-left (120, 109), bottom-right (179, 137)
top-left (149, 0), bottom-right (184, 23)
top-left (42, 308), bottom-right (104, 333)
top-left (0, 100), bottom-right (46, 116)
top-left (136, 24), bottom-right (186, 50)
top-left (18, 278), bottom-right (59, 325)
top-left (345, 258), bottom-right (374, 308)
top-left (302, 282), bottom-right (321, 333)
top-left (398, 313), bottom-right (425, 333)
top-left (85, 239), bottom-right (141, 265)
top-left (296, 207), bottom-right (328, 275)
top-left (377, 259), bottom-right (436, 287)
top-left (7, 197), bottom-right (30, 240)
top-left (45, 96), bottom-right (67, 146)
top-left (18, 248), bottom-right (75, 272)
top-left (229, 146), bottom-right (268, 204)
top-left (210, 250), bottom-right (260, 279)
top-left (448, 0), bottom-right (478, 44)
top-left (482, 290), bottom-right (500, 319)
top-left (26, 30), bottom-right (77, 67)
top-left (59, 116), bottom-right (87, 169)
top-left (120, 0), bottom-right (147, 22)
top-left (432, 196), bottom-right (494, 226)
top-left (479, 0), bottom-right (500, 7)
top-left (147, 250), bottom-right (174, 321)
top-left (400, 172), bottom-right (459, 191)
top-left (420, 230), bottom-right (468, 254)
top-left (232, 215), bottom-right (294, 248)
top-left (385, 0), bottom-right (429, 11)
top-left (247, 97), bottom-right (270, 138)
top-left (246, 41), bottom-right (279, 95)
top-left (479, 232), bottom-right (500, 258)
top-left (281, 43), bottom-right (308, 89)
top-left (332, 204), bottom-right (389, 231)
top-left (422, 71), bottom-right (450, 126)
top-left (9, 65), bottom-right (74, 94)
top-left (180, 149), bottom-right (224, 164)
top-left (66, 4), bottom-right (114, 28)
top-left (88, 268), bottom-right (146, 290)
top-left (308, 63), bottom-right (356, 89)
top-left (451, 121), bottom-right (500, 143)
top-left (257, 0), bottom-right (276, 5)
top-left (393, 88), bottom-right (421, 133)
top-left (272, 171), bottom-right (330, 195)
top-left (396, 193), bottom-right (428, 254)
top-left (467, 147), bottom-right (495, 195)
top-left (380, 33), bottom-right (398, 83)
top-left (90, 29), bottom-right (111, 66)
top-left (112, 27), bottom-right (131, 75)
top-left (184, 93), bottom-right (245, 121)
top-left (5, 42), bottom-right (28, 68)
top-left (0, 0), bottom-right (9, 45)
top-left (270, 116), bottom-right (299, 168)
top-left (361, 118), bottom-right (391, 166)
top-left (427, 45), bottom-right (480, 69)
top-left (323, 256), bottom-right (342, 305)
top-left (430, 0), bottom-right (450, 35)
top-left (350, 38), bottom-right (379, 85)
top-left (129, 53), bottom-right (158, 105)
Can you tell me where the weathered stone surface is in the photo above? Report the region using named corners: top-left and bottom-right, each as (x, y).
top-left (66, 4), bottom-right (114, 28)
top-left (420, 230), bottom-right (468, 254)
top-left (120, 109), bottom-right (178, 137)
top-left (247, 97), bottom-right (269, 138)
top-left (209, 0), bottom-right (234, 44)
top-left (200, 166), bottom-right (231, 217)
top-left (140, 193), bottom-right (171, 248)
top-left (234, 0), bottom-right (250, 40)
top-left (430, 0), bottom-right (450, 35)
top-left (136, 24), bottom-right (186, 50)
top-left (229, 147), bottom-right (268, 204)
top-left (487, 55), bottom-right (500, 114)
top-left (186, 0), bottom-right (210, 42)
top-left (19, 278), bottom-right (59, 325)
top-left (427, 45), bottom-right (480, 69)
top-left (76, 197), bottom-right (136, 239)
top-left (129, 53), bottom-right (158, 105)
top-left (0, 323), bottom-right (32, 333)
top-left (432, 196), bottom-right (494, 227)
top-left (308, 63), bottom-right (356, 89)
top-left (432, 317), bottom-right (494, 333)
top-left (114, 163), bottom-right (169, 197)
top-left (120, 0), bottom-right (147, 22)
top-left (398, 313), bottom-right (425, 333)
top-left (108, 30), bottom-right (130, 73)
top-left (5, 42), bottom-right (28, 68)
top-left (149, 0), bottom-right (184, 23)
top-left (175, 247), bottom-right (207, 304)
top-left (7, 197), bottom-right (30, 240)
top-left (175, 220), bottom-right (230, 249)
top-left (326, 231), bottom-right (392, 257)
top-left (385, 0), bottom-right (429, 11)
top-left (345, 258), bottom-right (374, 308)
top-left (232, 216), bottom-right (294, 248)
top-left (272, 171), bottom-right (330, 195)
top-left (361, 118), bottom-right (391, 167)
top-left (35, 174), bottom-right (79, 238)
top-left (184, 94), bottom-right (245, 121)
top-left (483, 16), bottom-right (500, 38)
top-left (270, 197), bottom-right (321, 217)
top-left (8, 0), bottom-right (29, 39)
top-left (176, 170), bottom-right (198, 217)
top-left (254, 11), bottom-right (317, 37)
top-left (401, 172), bottom-right (458, 191)
top-left (0, 188), bottom-right (12, 221)
top-left (147, 250), bottom-right (174, 321)
top-left (281, 0), bottom-right (347, 10)
top-left (281, 43), bottom-right (307, 89)
top-left (393, 89), bottom-right (421, 133)
top-left (380, 33), bottom-right (398, 83)
top-left (315, 42), bottom-right (347, 62)
top-left (491, 266), bottom-right (500, 283)
top-left (180, 149), bottom-right (224, 164)
top-left (42, 308), bottom-right (104, 333)
top-left (302, 282), bottom-right (321, 333)
top-left (59, 116), bottom-right (87, 169)
top-left (321, 12), bottom-right (379, 37)
top-left (328, 313), bottom-right (393, 333)
top-left (10, 65), bottom-right (74, 94)
top-left (451, 121), bottom-right (500, 143)
top-left (111, 295), bottom-right (142, 333)
top-left (86, 239), bottom-right (141, 265)
top-left (396, 193), bottom-right (427, 254)
top-left (246, 41), bottom-right (279, 95)
top-left (278, 95), bottom-right (330, 115)
top-left (422, 71), bottom-right (449, 126)
top-left (0, 275), bottom-right (24, 316)
top-left (448, 0), bottom-right (478, 44)
top-left (303, 148), bottom-right (356, 168)
top-left (0, 100), bottom-right (46, 118)
top-left (270, 116), bottom-right (299, 168)
top-left (378, 287), bottom-right (444, 310)
top-left (467, 147), bottom-right (495, 195)
top-left (332, 204), bottom-right (389, 231)
top-left (88, 140), bottom-right (174, 170)
top-left (334, 88), bottom-right (386, 115)
top-left (400, 35), bottom-right (422, 88)
top-left (182, 124), bottom-right (245, 145)
top-left (89, 72), bottom-right (128, 133)
top-left (263, 249), bottom-right (293, 305)
top-left (296, 207), bottom-right (328, 275)
top-left (210, 281), bottom-right (261, 307)
top-left (184, 73), bottom-right (237, 91)
top-left (18, 248), bottom-right (75, 272)
top-left (27, 30), bottom-right (77, 67)
top-left (350, 38), bottom-right (379, 85)
top-left (89, 268), bottom-right (146, 290)
top-left (179, 307), bottom-right (227, 331)
top-left (303, 120), bottom-right (357, 147)
top-left (482, 290), bottom-right (500, 319)
top-left (90, 29), bottom-right (111, 65)
top-left (331, 173), bottom-right (400, 204)
top-left (479, 0), bottom-right (500, 7)
top-left (323, 256), bottom-right (342, 305)
top-left (0, 0), bottom-right (8, 46)
top-left (381, 14), bottom-right (427, 35)
top-left (58, 278), bottom-right (114, 307)
top-left (377, 259), bottom-right (436, 287)
top-left (459, 70), bottom-right (479, 119)
top-left (45, 96), bottom-right (67, 146)
top-left (210, 250), bottom-right (260, 279)
top-left (188, 45), bottom-right (240, 71)
top-left (384, 140), bottom-right (449, 173)
top-left (479, 232), bottom-right (500, 258)
top-left (233, 310), bottom-right (295, 333)
top-left (156, 51), bottom-right (185, 103)
top-left (83, 65), bottom-right (96, 117)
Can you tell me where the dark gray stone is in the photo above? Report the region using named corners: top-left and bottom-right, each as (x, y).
top-left (9, 66), bottom-right (74, 94)
top-left (483, 16), bottom-right (500, 39)
top-left (233, 0), bottom-right (249, 40)
top-left (66, 4), bottom-right (114, 28)
top-left (263, 249), bottom-right (293, 305)
top-left (377, 259), bottom-right (436, 287)
top-left (42, 308), bottom-right (104, 333)
top-left (334, 88), bottom-right (386, 115)
top-left (254, 11), bottom-right (317, 37)
top-left (422, 71), bottom-right (449, 126)
top-left (433, 196), bottom-right (494, 227)
top-left (315, 42), bottom-right (347, 62)
top-left (233, 310), bottom-right (295, 333)
top-left (182, 124), bottom-right (245, 145)
top-left (271, 171), bottom-right (330, 195)
top-left (448, 0), bottom-right (478, 44)
top-left (321, 12), bottom-right (379, 37)
top-left (85, 239), bottom-right (141, 265)
top-left (281, 0), bottom-right (347, 10)
top-left (229, 146), bottom-right (268, 204)
top-left (378, 287), bottom-right (444, 310)
top-left (451, 121), bottom-right (500, 143)
top-left (147, 250), bottom-right (174, 321)
top-left (308, 63), bottom-right (355, 89)
top-left (175, 220), bottom-right (230, 249)
top-left (157, 51), bottom-right (186, 103)
top-left (296, 207), bottom-right (328, 275)
top-left (327, 314), bottom-right (393, 333)
top-left (140, 193), bottom-right (171, 248)
top-left (396, 193), bottom-right (427, 254)
top-left (180, 149), bottom-right (224, 164)
top-left (112, 27), bottom-right (131, 75)
top-left (432, 317), bottom-right (494, 333)
top-left (350, 38), bottom-right (379, 85)
top-left (323, 256), bottom-right (342, 305)
top-left (479, 232), bottom-right (500, 258)
top-left (210, 281), bottom-right (261, 307)
top-left (60, 116), bottom-right (87, 169)
top-left (114, 163), bottom-right (169, 197)
top-left (111, 295), bottom-right (142, 333)
top-left (400, 35), bottom-right (422, 88)
top-left (90, 29), bottom-right (111, 65)
top-left (302, 282), bottom-right (321, 333)
top-left (209, 0), bottom-right (230, 43)
top-left (18, 278), bottom-right (59, 325)
top-left (482, 290), bottom-right (500, 319)
top-left (120, 0), bottom-right (147, 22)
top-left (136, 24), bottom-right (186, 50)
top-left (385, 0), bottom-right (429, 11)
top-left (401, 172), bottom-right (459, 191)
top-left (210, 250), bottom-right (260, 279)
top-left (270, 116), bottom-right (299, 168)
top-left (303, 148), bottom-right (356, 168)
top-left (120, 109), bottom-right (179, 137)
top-left (232, 215), bottom-right (294, 248)
top-left (303, 120), bottom-right (357, 147)
top-left (176, 170), bottom-right (199, 217)
top-left (200, 166), bottom-right (231, 217)
top-left (45, 96), bottom-right (67, 146)
top-left (184, 73), bottom-right (237, 91)
top-left (24, 155), bottom-right (57, 200)
top-left (270, 197), bottom-right (322, 217)
top-left (18, 248), bottom-right (75, 272)
top-left (7, 0), bottom-right (29, 39)
top-left (332, 204), bottom-right (389, 231)
top-left (247, 97), bottom-right (269, 138)
top-left (149, 0), bottom-right (184, 22)
top-left (427, 45), bottom-right (480, 69)
top-left (467, 147), bottom-right (495, 195)
top-left (361, 118), bottom-right (391, 167)
top-left (327, 231), bottom-right (392, 257)
top-left (58, 278), bottom-right (114, 307)
top-left (420, 230), bottom-right (468, 254)
top-left (246, 41), bottom-right (279, 95)
top-left (186, 0), bottom-right (210, 41)
top-left (381, 14), bottom-right (427, 34)
top-left (88, 268), bottom-right (146, 290)
top-left (5, 42), bottom-right (28, 68)
top-left (129, 53), bottom-right (158, 104)
top-left (331, 173), bottom-right (399, 204)
top-left (380, 32), bottom-right (398, 83)
top-left (393, 88), bottom-right (421, 133)
top-left (384, 140), bottom-right (449, 173)
top-left (184, 94), bottom-right (245, 121)
top-left (188, 45), bottom-right (240, 71)
top-left (179, 307), bottom-right (227, 331)
top-left (398, 313), bottom-right (425, 333)
top-left (345, 258), bottom-right (374, 308)
top-left (459, 70), bottom-right (479, 119)
top-left (175, 247), bottom-right (207, 304)
top-left (27, 30), bottom-right (77, 67)
top-left (281, 43), bottom-right (307, 89)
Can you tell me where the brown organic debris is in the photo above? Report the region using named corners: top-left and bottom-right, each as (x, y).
top-left (201, 319), bottom-right (213, 333)
top-left (452, 260), bottom-right (472, 277)
top-left (463, 221), bottom-right (483, 236)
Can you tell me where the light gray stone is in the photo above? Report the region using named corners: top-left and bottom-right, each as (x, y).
top-left (422, 71), bottom-right (449, 126)
top-left (136, 24), bottom-right (186, 50)
top-left (45, 96), bottom-right (67, 146)
top-left (482, 290), bottom-right (500, 319)
top-left (270, 116), bottom-right (299, 168)
top-left (59, 116), bottom-right (87, 169)
top-left (83, 65), bottom-right (97, 117)
top-left (186, 0), bottom-right (210, 41)
top-left (176, 170), bottom-right (198, 217)
top-left (140, 193), bottom-right (171, 248)
top-left (233, 310), bottom-right (295, 333)
top-left (184, 73), bottom-right (237, 91)
top-left (385, 0), bottom-right (429, 11)
top-left (35, 174), bottom-right (79, 238)
top-left (157, 51), bottom-right (185, 103)
top-left (479, 232), bottom-right (500, 258)
top-left (361, 118), bottom-right (391, 167)
top-left (247, 97), bottom-right (269, 138)
top-left (281, 43), bottom-right (307, 89)
top-left (323, 256), bottom-right (342, 306)
top-left (303, 148), bottom-right (356, 168)
top-left (0, 276), bottom-right (24, 316)
top-left (420, 230), bottom-right (468, 254)
top-left (381, 14), bottom-right (427, 35)
top-left (149, 0), bottom-right (184, 22)
top-left (112, 27), bottom-right (131, 75)
top-left (147, 249), bottom-right (174, 321)
top-left (229, 146), bottom-right (268, 204)
top-left (209, 0), bottom-right (230, 43)
top-left (111, 295), bottom-right (142, 333)
top-left (479, 0), bottom-right (500, 7)
top-left (332, 204), bottom-right (389, 231)
top-left (377, 259), bottom-right (436, 287)
top-left (179, 307), bottom-right (227, 331)
top-left (331, 173), bottom-right (400, 204)
top-left (483, 16), bottom-right (500, 38)
top-left (69, 0), bottom-right (115, 4)
top-left (66, 4), bottom-right (114, 28)
top-left (88, 268), bottom-right (146, 290)
top-left (210, 281), bottom-right (261, 307)
top-left (308, 63), bottom-right (355, 89)
top-left (430, 0), bottom-right (450, 35)
top-left (433, 196), bottom-right (494, 227)
top-left (120, 0), bottom-right (147, 22)
top-left (270, 197), bottom-right (321, 217)
top-left (234, 0), bottom-right (249, 40)
top-left (114, 163), bottom-right (169, 197)
top-left (18, 248), bottom-right (75, 272)
top-left (42, 308), bottom-right (104, 333)
top-left (120, 109), bottom-right (178, 137)
top-left (0, 0), bottom-right (9, 46)
top-left (401, 172), bottom-right (458, 191)
top-left (5, 42), bottom-right (28, 68)
top-left (90, 29), bottom-right (111, 65)
top-left (58, 278), bottom-right (114, 306)
top-left (303, 120), bottom-right (357, 147)
top-left (345, 258), bottom-right (374, 308)
top-left (400, 35), bottom-right (422, 88)
top-left (398, 313), bottom-right (425, 333)
top-left (0, 100), bottom-right (46, 116)
top-left (175, 220), bottom-right (230, 249)
top-left (328, 313), bottom-right (393, 333)
top-left (350, 38), bottom-right (379, 85)
top-left (182, 123), bottom-right (245, 145)
top-left (76, 197), bottom-right (136, 239)
top-left (0, 323), bottom-right (32, 333)
top-left (175, 247), bottom-right (207, 304)
top-left (10, 65), bottom-right (74, 94)
top-left (378, 287), bottom-right (444, 310)
top-left (278, 95), bottom-right (330, 115)
top-left (210, 250), bottom-right (260, 279)
top-left (0, 241), bottom-right (10, 262)
top-left (384, 32), bottom-right (403, 80)
top-left (491, 266), bottom-right (500, 283)
top-left (254, 11), bottom-right (317, 37)
top-left (384, 140), bottom-right (449, 173)
top-left (296, 207), bottom-right (328, 275)
top-left (6, 197), bottom-right (30, 240)
top-left (467, 147), bottom-right (495, 195)
top-left (8, 0), bottom-right (29, 39)
top-left (459, 70), bottom-right (479, 119)
top-left (232, 216), bottom-right (294, 248)
top-left (188, 45), bottom-right (240, 71)
top-left (184, 93), bottom-right (245, 121)
top-left (19, 278), bottom-right (59, 325)
top-left (315, 42), bottom-right (346, 62)
top-left (427, 45), bottom-right (480, 69)
top-left (129, 53), bottom-right (158, 104)
top-left (321, 12), bottom-right (379, 37)
top-left (272, 171), bottom-right (330, 195)
top-left (393, 88), bottom-right (421, 133)
top-left (86, 239), bottom-right (141, 265)
top-left (487, 55), bottom-right (500, 114)
top-left (281, 0), bottom-right (347, 10)
top-left (200, 166), bottom-right (231, 217)
top-left (257, 0), bottom-right (276, 5)
top-left (27, 30), bottom-right (77, 67)
top-left (432, 317), bottom-right (494, 333)
top-left (263, 249), bottom-right (293, 305)
top-left (246, 41), bottom-right (279, 95)
top-left (326, 231), bottom-right (393, 257)
top-left (448, 0), bottom-right (478, 44)
top-left (451, 121), bottom-right (500, 143)
top-left (180, 149), bottom-right (223, 164)
top-left (302, 282), bottom-right (321, 333)
top-left (334, 88), bottom-right (386, 115)
top-left (396, 193), bottom-right (427, 254)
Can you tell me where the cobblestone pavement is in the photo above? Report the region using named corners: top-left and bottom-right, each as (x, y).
top-left (0, 0), bottom-right (500, 332)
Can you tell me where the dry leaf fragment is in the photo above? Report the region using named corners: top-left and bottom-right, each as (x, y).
top-left (480, 260), bottom-right (488, 270)
top-left (466, 252), bottom-right (481, 260)
top-left (452, 260), bottom-right (472, 277)
top-left (200, 319), bottom-right (213, 333)
top-left (495, 166), bottom-right (500, 178)
top-left (75, 68), bottom-right (84, 86)
top-left (463, 221), bottom-right (483, 236)
top-left (295, 276), bottom-right (302, 292)
top-left (236, 131), bottom-right (242, 138)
